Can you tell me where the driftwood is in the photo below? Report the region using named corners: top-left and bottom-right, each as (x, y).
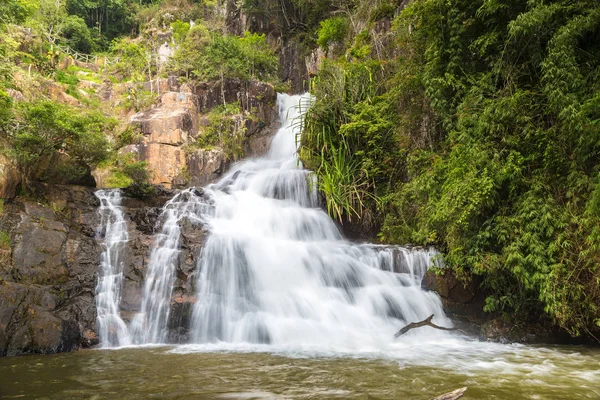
top-left (431, 387), bottom-right (467, 400)
top-left (394, 314), bottom-right (458, 338)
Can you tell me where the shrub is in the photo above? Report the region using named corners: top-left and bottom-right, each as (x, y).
top-left (12, 101), bottom-right (111, 184)
top-left (316, 16), bottom-right (348, 49)
top-left (192, 103), bottom-right (245, 160)
top-left (61, 15), bottom-right (97, 53)
top-left (0, 231), bottom-right (10, 249)
top-left (121, 158), bottom-right (155, 198)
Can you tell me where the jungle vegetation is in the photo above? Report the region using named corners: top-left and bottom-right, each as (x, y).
top-left (296, 0), bottom-right (600, 339)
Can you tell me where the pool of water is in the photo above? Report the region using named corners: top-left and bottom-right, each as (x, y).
top-left (1, 337), bottom-right (599, 399)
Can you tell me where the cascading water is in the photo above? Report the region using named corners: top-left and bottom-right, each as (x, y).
top-left (184, 93), bottom-right (451, 350)
top-left (130, 190), bottom-right (209, 344)
top-left (95, 190), bottom-right (131, 347)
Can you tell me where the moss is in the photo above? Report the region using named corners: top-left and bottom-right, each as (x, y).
top-left (0, 231), bottom-right (11, 249)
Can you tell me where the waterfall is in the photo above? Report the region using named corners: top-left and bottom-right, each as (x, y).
top-left (130, 190), bottom-right (209, 344)
top-left (185, 93), bottom-right (451, 348)
top-left (124, 93), bottom-right (451, 349)
top-left (95, 190), bottom-right (131, 347)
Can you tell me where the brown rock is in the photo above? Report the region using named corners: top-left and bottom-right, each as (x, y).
top-left (121, 143), bottom-right (187, 188)
top-left (187, 148), bottom-right (227, 187)
top-left (131, 107), bottom-right (193, 145)
top-left (0, 153), bottom-right (20, 199)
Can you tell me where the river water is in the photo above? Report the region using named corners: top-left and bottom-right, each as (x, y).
top-left (1, 342), bottom-right (599, 399)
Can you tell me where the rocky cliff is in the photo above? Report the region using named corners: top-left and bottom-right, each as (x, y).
top-left (0, 75), bottom-right (280, 356)
top-left (119, 78), bottom-right (278, 189)
top-left (0, 182), bottom-right (213, 355)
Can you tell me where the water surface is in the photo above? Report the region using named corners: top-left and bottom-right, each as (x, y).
top-left (1, 340), bottom-right (599, 399)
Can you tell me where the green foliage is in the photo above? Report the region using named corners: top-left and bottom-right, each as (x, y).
top-left (101, 154), bottom-right (153, 197)
top-left (115, 126), bottom-right (143, 148)
top-left (316, 16), bottom-right (348, 49)
top-left (107, 39), bottom-right (149, 81)
top-left (302, 0), bottom-right (600, 338)
top-left (190, 103), bottom-right (246, 160)
top-left (169, 25), bottom-right (278, 82)
top-left (61, 14), bottom-right (97, 53)
top-left (0, 0), bottom-right (35, 26)
top-left (0, 231), bottom-right (11, 249)
top-left (171, 20), bottom-right (190, 44)
top-left (301, 57), bottom-right (393, 225)
top-left (0, 90), bottom-right (14, 136)
top-left (54, 69), bottom-right (79, 85)
top-left (242, 0), bottom-right (336, 41)
top-left (65, 0), bottom-right (137, 47)
top-left (194, 31), bottom-right (278, 82)
top-left (10, 101), bottom-right (112, 184)
top-left (121, 157), bottom-right (155, 198)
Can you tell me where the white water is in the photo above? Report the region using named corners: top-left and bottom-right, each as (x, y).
top-left (113, 93), bottom-right (450, 350)
top-left (130, 190), bottom-right (209, 344)
top-left (185, 93), bottom-right (451, 349)
top-left (95, 190), bottom-right (131, 347)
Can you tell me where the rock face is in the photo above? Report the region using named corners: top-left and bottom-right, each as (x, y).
top-left (0, 153), bottom-right (20, 200)
top-left (0, 182), bottom-right (211, 356)
top-left (0, 184), bottom-right (101, 356)
top-left (123, 78), bottom-right (278, 189)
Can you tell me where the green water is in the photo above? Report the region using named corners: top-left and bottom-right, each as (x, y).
top-left (1, 342), bottom-right (599, 399)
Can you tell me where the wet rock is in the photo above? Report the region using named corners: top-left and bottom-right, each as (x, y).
top-left (12, 216), bottom-right (68, 285)
top-left (0, 184), bottom-right (101, 356)
top-left (479, 317), bottom-right (575, 344)
top-left (167, 294), bottom-right (196, 343)
top-left (422, 270), bottom-right (485, 319)
top-left (129, 207), bottom-right (161, 235)
top-left (0, 283), bottom-right (81, 356)
top-left (280, 38), bottom-right (310, 92)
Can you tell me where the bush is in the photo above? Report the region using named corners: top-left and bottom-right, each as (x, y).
top-left (12, 101), bottom-right (111, 184)
top-left (169, 27), bottom-right (278, 82)
top-left (61, 15), bottom-right (97, 53)
top-left (0, 90), bottom-right (13, 137)
top-left (121, 158), bottom-right (155, 198)
top-left (54, 69), bottom-right (79, 85)
top-left (193, 32), bottom-right (278, 82)
top-left (171, 20), bottom-right (190, 44)
top-left (0, 0), bottom-right (35, 26)
top-left (316, 16), bottom-right (348, 49)
top-left (107, 39), bottom-right (149, 81)
top-left (191, 103), bottom-right (245, 160)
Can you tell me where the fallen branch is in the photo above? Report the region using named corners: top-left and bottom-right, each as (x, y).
top-left (431, 387), bottom-right (467, 400)
top-left (394, 314), bottom-right (458, 338)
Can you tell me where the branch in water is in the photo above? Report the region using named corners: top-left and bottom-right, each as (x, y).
top-left (394, 314), bottom-right (458, 338)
